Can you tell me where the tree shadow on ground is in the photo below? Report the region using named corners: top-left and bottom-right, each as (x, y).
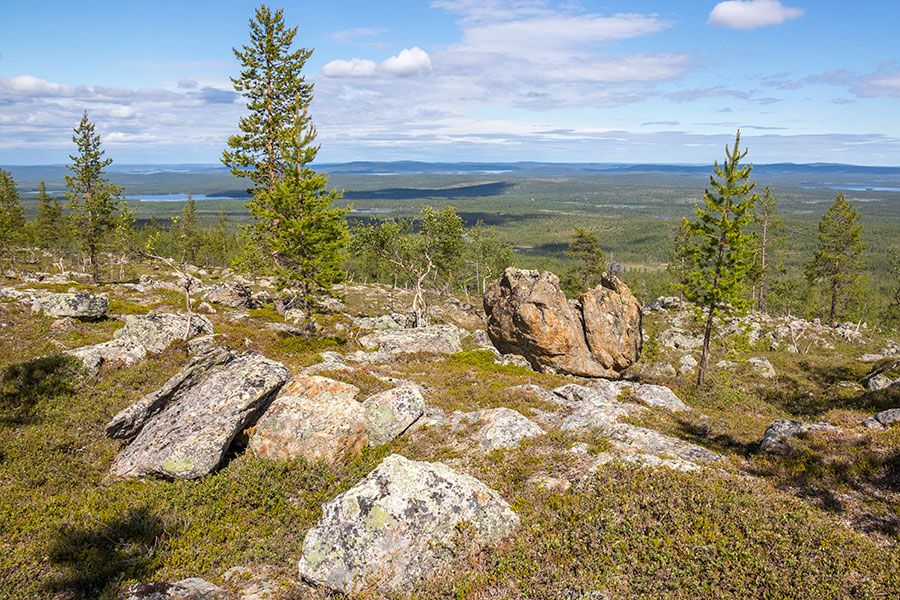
top-left (671, 417), bottom-right (759, 458)
top-left (0, 354), bottom-right (79, 426)
top-left (45, 506), bottom-right (170, 599)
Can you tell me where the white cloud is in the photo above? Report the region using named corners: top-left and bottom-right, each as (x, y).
top-left (853, 71), bottom-right (900, 98)
top-left (708, 0), bottom-right (804, 29)
top-left (381, 47), bottom-right (433, 76)
top-left (322, 58), bottom-right (378, 77)
top-left (1, 75), bottom-right (71, 96)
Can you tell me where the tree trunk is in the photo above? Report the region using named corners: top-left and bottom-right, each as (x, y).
top-left (183, 282), bottom-right (194, 341)
top-left (697, 301), bottom-right (716, 387)
top-left (830, 280), bottom-right (838, 326)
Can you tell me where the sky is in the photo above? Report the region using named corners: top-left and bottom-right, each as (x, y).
top-left (1, 0), bottom-right (899, 166)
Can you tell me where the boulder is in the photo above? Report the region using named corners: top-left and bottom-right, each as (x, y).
top-left (760, 419), bottom-right (836, 454)
top-left (297, 454), bottom-right (519, 594)
top-left (748, 356), bottom-right (776, 379)
top-left (202, 283), bottom-right (253, 308)
top-left (362, 386), bottom-right (425, 447)
top-left (864, 373), bottom-right (894, 391)
top-left (105, 347), bottom-right (289, 480)
top-left (626, 383), bottom-right (690, 412)
top-left (31, 292), bottom-right (109, 320)
top-left (483, 268), bottom-right (641, 377)
top-left (66, 312), bottom-right (213, 375)
top-left (453, 407), bottom-right (545, 450)
top-left (358, 325), bottom-right (463, 356)
top-left (863, 408), bottom-right (900, 429)
top-left (248, 375), bottom-right (367, 464)
top-left (124, 578), bottom-right (228, 600)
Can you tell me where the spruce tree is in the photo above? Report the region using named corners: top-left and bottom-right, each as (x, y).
top-left (566, 227), bottom-right (606, 293)
top-left (64, 111), bottom-right (124, 283)
top-left (668, 217), bottom-right (694, 305)
top-left (34, 181), bottom-right (66, 250)
top-left (174, 193), bottom-right (201, 264)
top-left (223, 4), bottom-right (313, 195)
top-left (0, 169), bottom-right (25, 261)
top-left (890, 247), bottom-right (900, 331)
top-left (682, 131), bottom-right (758, 386)
top-left (804, 193), bottom-right (867, 325)
top-left (748, 185), bottom-right (784, 313)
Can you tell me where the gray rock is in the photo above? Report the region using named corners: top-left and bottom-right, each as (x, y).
top-left (874, 408), bottom-right (900, 427)
top-left (643, 296), bottom-right (680, 312)
top-left (604, 423), bottom-right (724, 465)
top-left (105, 347), bottom-right (289, 480)
top-left (748, 356), bottom-right (776, 379)
top-left (202, 283), bottom-right (253, 308)
top-left (358, 325), bottom-right (463, 355)
top-left (124, 578), bottom-right (228, 600)
top-left (249, 375), bottom-right (367, 464)
top-left (362, 386), bottom-right (425, 446)
top-left (627, 383), bottom-right (690, 412)
top-left (659, 328), bottom-right (703, 350)
top-left (560, 398), bottom-right (647, 432)
top-left (297, 454), bottom-right (519, 594)
top-left (760, 419), bottom-right (836, 454)
top-left (31, 292), bottom-right (109, 320)
top-left (495, 353), bottom-right (531, 369)
top-left (454, 407), bottom-right (544, 450)
top-left (864, 373), bottom-right (894, 392)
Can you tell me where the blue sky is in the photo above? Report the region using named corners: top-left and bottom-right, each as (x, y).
top-left (1, 0), bottom-right (899, 165)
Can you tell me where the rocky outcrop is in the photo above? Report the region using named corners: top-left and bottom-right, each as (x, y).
top-left (759, 419), bottom-right (836, 453)
top-left (358, 325), bottom-right (463, 356)
top-left (453, 407), bottom-right (545, 450)
top-left (66, 312), bottom-right (213, 375)
top-left (362, 386), bottom-right (425, 447)
top-left (297, 454), bottom-right (519, 595)
top-left (202, 283), bottom-right (253, 308)
top-left (483, 268), bottom-right (641, 377)
top-left (105, 347), bottom-right (289, 480)
top-left (248, 375), bottom-right (368, 464)
top-left (31, 292), bottom-right (109, 320)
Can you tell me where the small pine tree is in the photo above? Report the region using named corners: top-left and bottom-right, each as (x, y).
top-left (64, 111), bottom-right (124, 283)
top-left (215, 207), bottom-right (230, 266)
top-left (0, 169), bottom-right (25, 264)
top-left (34, 181), bottom-right (67, 250)
top-left (566, 227), bottom-right (606, 293)
top-left (668, 217), bottom-right (694, 305)
top-left (222, 4), bottom-right (314, 196)
top-left (804, 193), bottom-right (867, 325)
top-left (749, 185), bottom-right (784, 312)
top-left (682, 131), bottom-right (758, 386)
top-left (173, 193), bottom-right (201, 264)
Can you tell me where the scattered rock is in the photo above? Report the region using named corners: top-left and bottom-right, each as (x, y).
top-left (643, 296), bottom-right (681, 312)
top-left (495, 353), bottom-right (531, 369)
top-left (760, 419), bottom-right (836, 454)
top-left (105, 347), bottom-right (289, 480)
top-left (196, 302), bottom-right (216, 314)
top-left (124, 578), bottom-right (228, 600)
top-left (249, 375), bottom-right (367, 464)
top-left (863, 408), bottom-right (900, 429)
top-left (362, 386), bottom-right (426, 446)
top-left (297, 454), bottom-right (519, 595)
top-left (453, 407), bottom-right (544, 450)
top-left (31, 292), bottom-right (109, 320)
top-left (748, 356), bottom-right (777, 379)
top-left (864, 373), bottom-right (894, 391)
top-left (358, 325), bottom-right (463, 356)
top-left (202, 283), bottom-right (253, 308)
top-left (659, 328), bottom-right (703, 350)
top-left (483, 267), bottom-right (641, 378)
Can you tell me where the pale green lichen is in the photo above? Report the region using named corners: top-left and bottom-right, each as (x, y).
top-left (364, 505), bottom-right (396, 530)
top-left (162, 457), bottom-right (194, 473)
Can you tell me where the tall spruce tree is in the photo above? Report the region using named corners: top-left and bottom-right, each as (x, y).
top-left (34, 181), bottom-right (66, 250)
top-left (566, 227), bottom-right (606, 293)
top-left (804, 193), bottom-right (867, 325)
top-left (750, 185), bottom-right (784, 312)
top-left (222, 4), bottom-right (313, 195)
top-left (0, 169), bottom-right (25, 261)
top-left (682, 131), bottom-right (758, 386)
top-left (65, 111), bottom-right (123, 283)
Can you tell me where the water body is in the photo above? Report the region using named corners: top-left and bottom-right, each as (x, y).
top-left (802, 185), bottom-right (900, 192)
top-left (350, 208), bottom-right (395, 214)
top-left (125, 193), bottom-right (248, 202)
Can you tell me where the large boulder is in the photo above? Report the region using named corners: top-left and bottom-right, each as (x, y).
top-left (248, 375), bottom-right (368, 464)
top-left (66, 312), bottom-right (213, 375)
top-left (31, 292), bottom-right (109, 320)
top-left (483, 268), bottom-right (641, 377)
top-left (105, 347), bottom-right (289, 480)
top-left (298, 454), bottom-right (519, 594)
top-left (202, 283), bottom-right (253, 308)
top-left (362, 386), bottom-right (425, 447)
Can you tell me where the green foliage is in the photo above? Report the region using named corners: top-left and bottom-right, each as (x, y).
top-left (805, 193), bottom-right (867, 325)
top-left (749, 185), bottom-right (785, 312)
top-left (33, 181), bottom-right (68, 251)
top-left (682, 131), bottom-right (758, 385)
top-left (0, 168), bottom-right (25, 261)
top-left (890, 247), bottom-right (900, 330)
top-left (222, 4), bottom-right (314, 195)
top-left (64, 111), bottom-right (125, 284)
top-left (667, 216), bottom-right (694, 301)
top-left (562, 227), bottom-right (606, 296)
top-left (465, 220), bottom-right (513, 295)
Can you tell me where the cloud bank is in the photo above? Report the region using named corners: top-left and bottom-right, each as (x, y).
top-left (708, 0), bottom-right (803, 29)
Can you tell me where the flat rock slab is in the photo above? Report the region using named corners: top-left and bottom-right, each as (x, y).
top-left (358, 325), bottom-right (463, 355)
top-left (623, 383), bottom-right (691, 412)
top-left (105, 347), bottom-right (288, 481)
top-left (31, 292), bottom-right (109, 320)
top-left (760, 419), bottom-right (837, 453)
top-left (249, 375), bottom-right (367, 464)
top-left (298, 454), bottom-right (519, 595)
top-left (453, 407), bottom-right (545, 450)
top-left (362, 386), bottom-right (425, 447)
top-left (124, 578), bottom-right (228, 600)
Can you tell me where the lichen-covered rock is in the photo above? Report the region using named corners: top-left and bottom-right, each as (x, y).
top-left (362, 386), bottom-right (425, 447)
top-left (625, 383), bottom-right (691, 412)
top-left (560, 400), bottom-right (647, 432)
top-left (760, 419), bottom-right (836, 454)
top-left (124, 578), bottom-right (228, 600)
top-left (483, 268), bottom-right (641, 377)
top-left (864, 373), bottom-right (894, 392)
top-left (105, 348), bottom-right (288, 480)
top-left (358, 325), bottom-right (463, 355)
top-left (31, 292), bottom-right (109, 320)
top-left (865, 408), bottom-right (900, 429)
top-left (748, 356), bottom-right (777, 379)
top-left (297, 454), bottom-right (519, 594)
top-left (202, 283), bottom-right (253, 308)
top-left (605, 424), bottom-right (724, 465)
top-left (66, 312), bottom-right (213, 375)
top-left (454, 407), bottom-right (545, 450)
top-left (249, 375), bottom-right (367, 464)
